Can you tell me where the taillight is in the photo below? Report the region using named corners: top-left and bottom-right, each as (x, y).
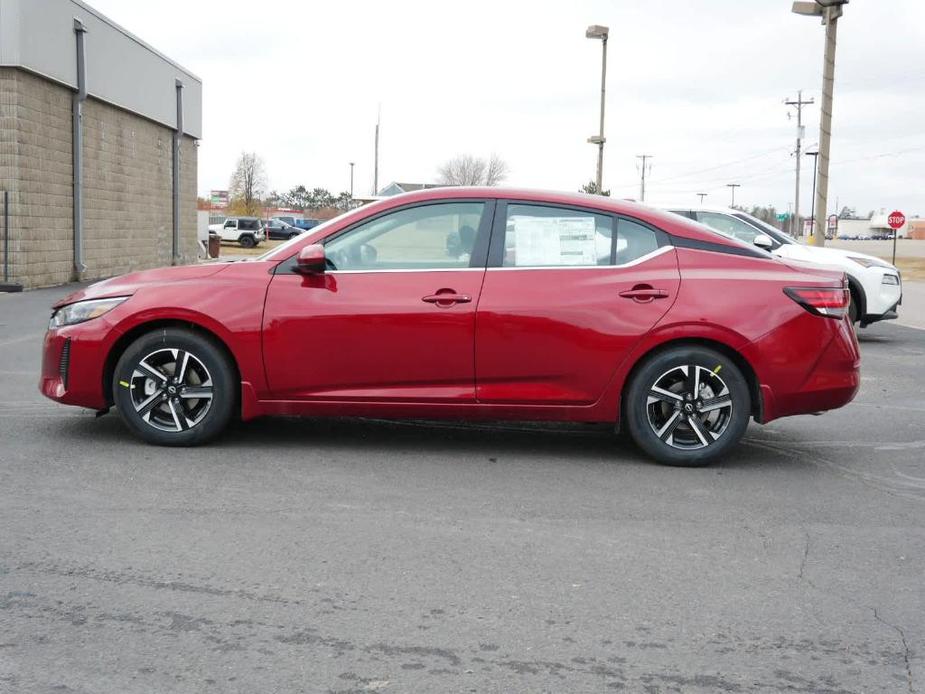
top-left (783, 286), bottom-right (850, 319)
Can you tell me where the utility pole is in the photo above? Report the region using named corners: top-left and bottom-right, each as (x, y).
top-left (636, 154), bottom-right (653, 202)
top-left (373, 105), bottom-right (380, 195)
top-left (349, 162), bottom-right (355, 199)
top-left (785, 90), bottom-right (814, 237)
top-left (697, 192), bottom-right (708, 204)
top-left (792, 0), bottom-right (848, 247)
top-left (726, 183), bottom-right (741, 207)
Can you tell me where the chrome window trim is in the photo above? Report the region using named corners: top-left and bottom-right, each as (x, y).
top-left (326, 267), bottom-right (486, 275)
top-left (488, 245), bottom-right (672, 271)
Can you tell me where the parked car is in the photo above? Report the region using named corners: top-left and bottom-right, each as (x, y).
top-left (294, 219), bottom-right (321, 231)
top-left (265, 219), bottom-right (303, 240)
top-left (207, 217), bottom-right (266, 248)
top-left (658, 205), bottom-right (902, 327)
top-left (40, 188), bottom-right (859, 466)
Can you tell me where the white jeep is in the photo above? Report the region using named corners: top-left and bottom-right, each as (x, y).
top-left (208, 217), bottom-right (266, 248)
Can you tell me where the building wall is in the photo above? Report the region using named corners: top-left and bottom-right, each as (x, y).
top-left (0, 68), bottom-right (73, 286)
top-left (0, 66), bottom-right (197, 289)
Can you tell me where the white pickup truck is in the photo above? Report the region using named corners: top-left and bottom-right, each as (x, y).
top-left (208, 217), bottom-right (266, 248)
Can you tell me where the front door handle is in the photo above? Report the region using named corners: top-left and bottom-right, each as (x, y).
top-left (422, 290), bottom-right (472, 307)
top-left (619, 285), bottom-right (668, 302)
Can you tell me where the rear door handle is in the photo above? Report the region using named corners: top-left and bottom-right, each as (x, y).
top-left (619, 286), bottom-right (668, 302)
top-left (422, 292), bottom-right (472, 306)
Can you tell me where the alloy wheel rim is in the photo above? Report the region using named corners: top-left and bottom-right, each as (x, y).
top-left (128, 348), bottom-right (213, 432)
top-left (645, 364), bottom-right (733, 450)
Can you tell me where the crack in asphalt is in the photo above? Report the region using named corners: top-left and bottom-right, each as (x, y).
top-left (873, 608), bottom-right (915, 694)
top-left (798, 529), bottom-right (811, 582)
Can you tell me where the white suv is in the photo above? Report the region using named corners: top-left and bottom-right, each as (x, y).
top-left (659, 205), bottom-right (902, 327)
top-left (207, 217), bottom-right (266, 248)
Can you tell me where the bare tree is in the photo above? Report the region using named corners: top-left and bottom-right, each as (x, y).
top-left (484, 154), bottom-right (509, 186)
top-left (438, 153), bottom-right (508, 186)
top-left (229, 152), bottom-right (267, 215)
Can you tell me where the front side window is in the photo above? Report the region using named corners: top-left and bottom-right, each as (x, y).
top-left (502, 204), bottom-right (613, 267)
top-left (324, 202), bottom-right (485, 271)
top-left (224, 220), bottom-right (236, 229)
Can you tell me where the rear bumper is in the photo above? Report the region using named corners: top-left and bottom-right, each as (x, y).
top-left (746, 315), bottom-right (860, 423)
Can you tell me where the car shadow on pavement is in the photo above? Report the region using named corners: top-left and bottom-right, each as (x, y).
top-left (48, 411), bottom-right (814, 473)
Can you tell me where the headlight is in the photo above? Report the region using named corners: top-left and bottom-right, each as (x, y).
top-left (882, 274), bottom-right (900, 285)
top-left (50, 296), bottom-right (129, 329)
top-left (847, 255), bottom-right (892, 270)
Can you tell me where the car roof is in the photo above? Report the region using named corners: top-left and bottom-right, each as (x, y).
top-left (370, 186), bottom-right (755, 250)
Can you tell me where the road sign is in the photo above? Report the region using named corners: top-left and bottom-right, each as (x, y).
top-left (777, 213), bottom-right (788, 222)
top-left (888, 210), bottom-right (904, 266)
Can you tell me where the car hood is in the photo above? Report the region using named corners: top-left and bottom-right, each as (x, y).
top-left (778, 243), bottom-right (896, 270)
top-left (53, 263), bottom-right (231, 308)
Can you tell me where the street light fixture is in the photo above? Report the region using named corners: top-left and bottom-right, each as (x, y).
top-left (586, 24), bottom-right (609, 194)
top-left (792, 0), bottom-right (848, 247)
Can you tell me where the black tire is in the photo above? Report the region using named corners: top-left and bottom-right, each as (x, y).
top-left (848, 293), bottom-right (859, 325)
top-left (288, 232), bottom-right (299, 240)
top-left (239, 234), bottom-right (256, 248)
top-left (624, 346), bottom-right (751, 466)
top-left (112, 328), bottom-right (235, 446)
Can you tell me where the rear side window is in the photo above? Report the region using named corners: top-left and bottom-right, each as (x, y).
top-left (502, 204), bottom-right (613, 267)
top-left (615, 219), bottom-right (660, 264)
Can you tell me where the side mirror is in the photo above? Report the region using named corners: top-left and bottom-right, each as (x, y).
top-left (296, 244), bottom-right (326, 274)
top-left (753, 234), bottom-right (774, 250)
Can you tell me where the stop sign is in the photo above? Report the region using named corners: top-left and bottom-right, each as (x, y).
top-left (888, 211), bottom-right (905, 230)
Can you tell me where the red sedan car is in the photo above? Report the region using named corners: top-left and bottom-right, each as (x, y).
top-left (40, 188), bottom-right (860, 465)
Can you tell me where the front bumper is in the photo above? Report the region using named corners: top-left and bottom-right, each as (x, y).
top-left (40, 320), bottom-right (119, 410)
top-left (861, 268), bottom-right (902, 321)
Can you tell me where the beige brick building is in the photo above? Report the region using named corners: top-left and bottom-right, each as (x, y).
top-left (0, 0), bottom-right (202, 289)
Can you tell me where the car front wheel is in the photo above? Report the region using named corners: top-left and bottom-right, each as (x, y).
top-left (112, 328), bottom-right (235, 446)
top-left (239, 234), bottom-right (256, 248)
top-left (624, 346), bottom-right (751, 466)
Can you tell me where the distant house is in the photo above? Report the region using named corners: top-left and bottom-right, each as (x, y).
top-left (376, 182), bottom-right (446, 197)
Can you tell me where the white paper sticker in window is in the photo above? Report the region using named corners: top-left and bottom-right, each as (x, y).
top-left (512, 216), bottom-right (597, 266)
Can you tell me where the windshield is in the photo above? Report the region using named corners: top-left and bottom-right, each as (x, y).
top-left (732, 212), bottom-right (794, 245)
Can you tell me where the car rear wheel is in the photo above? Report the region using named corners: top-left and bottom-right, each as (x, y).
top-left (624, 346), bottom-right (750, 466)
top-left (239, 234), bottom-right (256, 248)
top-left (112, 328), bottom-right (235, 446)
top-left (288, 232), bottom-right (299, 240)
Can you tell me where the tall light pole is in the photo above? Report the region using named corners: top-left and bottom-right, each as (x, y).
top-left (792, 0), bottom-right (848, 247)
top-left (805, 150), bottom-right (820, 238)
top-left (696, 193), bottom-right (708, 204)
top-left (726, 183), bottom-right (741, 207)
top-left (586, 24), bottom-right (609, 194)
top-left (349, 162), bottom-right (355, 199)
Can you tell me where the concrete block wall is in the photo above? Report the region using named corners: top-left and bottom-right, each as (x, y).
top-left (0, 69), bottom-right (73, 287)
top-left (0, 67), bottom-right (198, 289)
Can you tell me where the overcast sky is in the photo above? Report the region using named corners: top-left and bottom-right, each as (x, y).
top-left (91, 0), bottom-right (925, 216)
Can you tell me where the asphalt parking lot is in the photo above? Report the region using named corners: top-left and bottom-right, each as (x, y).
top-left (1, 285), bottom-right (923, 694)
